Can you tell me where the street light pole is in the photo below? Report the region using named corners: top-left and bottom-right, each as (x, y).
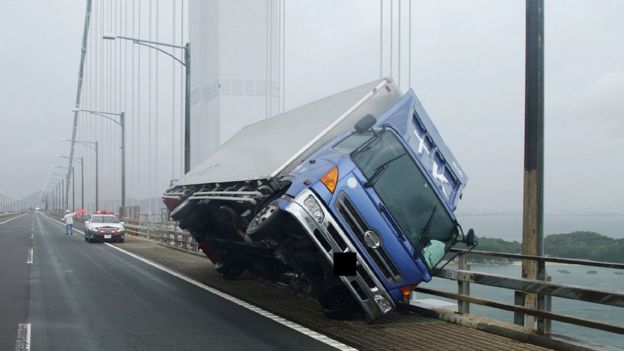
top-left (64, 139), bottom-right (98, 210)
top-left (184, 43), bottom-right (191, 173)
top-left (80, 157), bottom-right (84, 209)
top-left (73, 109), bottom-right (125, 214)
top-left (57, 156), bottom-right (85, 209)
top-left (95, 141), bottom-right (99, 210)
top-left (61, 178), bottom-right (65, 210)
top-left (103, 33), bottom-right (191, 173)
top-left (72, 166), bottom-right (75, 211)
top-left (120, 113), bottom-right (125, 214)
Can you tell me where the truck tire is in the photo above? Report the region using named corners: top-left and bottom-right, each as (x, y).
top-left (170, 198), bottom-right (197, 221)
top-left (246, 199), bottom-right (280, 238)
top-left (319, 285), bottom-right (360, 320)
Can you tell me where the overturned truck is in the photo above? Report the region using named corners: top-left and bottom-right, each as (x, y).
top-left (163, 78), bottom-right (474, 320)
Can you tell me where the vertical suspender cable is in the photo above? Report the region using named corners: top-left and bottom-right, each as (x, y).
top-left (390, 0), bottom-right (393, 79)
top-left (155, 0), bottom-right (160, 198)
top-left (67, 0), bottom-right (92, 206)
top-left (380, 0), bottom-right (383, 78)
top-left (137, 0), bottom-right (142, 205)
top-left (277, 0), bottom-right (280, 113)
top-left (119, 0), bottom-right (124, 210)
top-left (268, 0), bottom-right (274, 117)
top-left (282, 0), bottom-right (286, 112)
top-left (180, 0), bottom-right (185, 176)
top-left (398, 0), bottom-right (401, 88)
top-left (148, 0), bottom-right (153, 208)
top-left (265, 0), bottom-right (269, 119)
top-left (172, 0), bottom-right (177, 180)
top-left (131, 0), bottom-right (136, 205)
top-left (408, 0), bottom-right (411, 89)
top-left (124, 0), bottom-right (129, 206)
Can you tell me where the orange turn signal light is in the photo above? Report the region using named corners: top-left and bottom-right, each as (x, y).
top-left (400, 286), bottom-right (415, 298)
top-left (320, 167), bottom-right (339, 193)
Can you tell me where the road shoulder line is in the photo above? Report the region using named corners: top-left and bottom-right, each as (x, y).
top-left (0, 213), bottom-right (27, 225)
top-left (44, 214), bottom-right (357, 351)
top-left (15, 323), bottom-right (31, 351)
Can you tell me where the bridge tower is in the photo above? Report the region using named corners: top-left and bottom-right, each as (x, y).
top-left (188, 0), bottom-right (282, 167)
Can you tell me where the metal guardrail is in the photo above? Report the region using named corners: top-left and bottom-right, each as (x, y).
top-left (122, 221), bottom-right (623, 342)
top-left (416, 248), bottom-right (624, 336)
top-left (123, 222), bottom-right (201, 254)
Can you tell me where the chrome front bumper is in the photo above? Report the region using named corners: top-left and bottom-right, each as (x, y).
top-left (283, 189), bottom-right (395, 320)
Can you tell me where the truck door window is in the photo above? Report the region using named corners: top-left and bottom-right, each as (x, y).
top-left (333, 132), bottom-right (373, 153)
top-left (352, 130), bottom-right (456, 249)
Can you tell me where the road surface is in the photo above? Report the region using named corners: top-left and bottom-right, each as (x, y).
top-left (0, 213), bottom-right (343, 351)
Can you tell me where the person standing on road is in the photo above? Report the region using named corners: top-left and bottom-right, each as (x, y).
top-left (63, 210), bottom-right (74, 235)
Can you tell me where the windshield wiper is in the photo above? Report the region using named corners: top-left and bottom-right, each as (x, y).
top-left (364, 153), bottom-right (407, 188)
top-left (351, 133), bottom-right (380, 156)
top-left (364, 164), bottom-right (388, 188)
top-left (417, 205), bottom-right (437, 251)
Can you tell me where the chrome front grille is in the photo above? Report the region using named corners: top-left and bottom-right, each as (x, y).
top-left (336, 192), bottom-right (403, 283)
top-left (283, 190), bottom-right (396, 320)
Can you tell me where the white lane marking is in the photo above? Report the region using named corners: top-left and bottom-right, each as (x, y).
top-left (0, 214), bottom-right (27, 226)
top-left (15, 323), bottom-right (31, 351)
top-left (26, 248), bottom-right (33, 264)
top-left (45, 215), bottom-right (357, 351)
top-left (30, 234), bottom-right (33, 240)
top-left (104, 243), bottom-right (358, 351)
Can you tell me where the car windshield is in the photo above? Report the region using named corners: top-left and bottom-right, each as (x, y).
top-left (90, 215), bottom-right (120, 224)
top-left (351, 130), bottom-right (456, 250)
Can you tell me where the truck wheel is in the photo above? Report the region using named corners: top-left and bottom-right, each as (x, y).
top-left (246, 199), bottom-right (280, 237)
top-left (215, 260), bottom-right (246, 280)
top-left (170, 198), bottom-right (197, 221)
top-left (319, 285), bottom-right (360, 320)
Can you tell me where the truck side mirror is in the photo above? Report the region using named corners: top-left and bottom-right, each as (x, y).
top-left (465, 228), bottom-right (476, 246)
top-left (354, 114), bottom-right (377, 133)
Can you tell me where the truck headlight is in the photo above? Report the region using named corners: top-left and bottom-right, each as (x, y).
top-left (374, 294), bottom-right (393, 314)
top-left (303, 195), bottom-right (324, 223)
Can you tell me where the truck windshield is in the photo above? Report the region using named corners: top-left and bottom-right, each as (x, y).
top-left (351, 130), bottom-right (456, 250)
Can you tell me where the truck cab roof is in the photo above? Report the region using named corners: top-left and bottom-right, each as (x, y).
top-left (374, 90), bottom-right (467, 211)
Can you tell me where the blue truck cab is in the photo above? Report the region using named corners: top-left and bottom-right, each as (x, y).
top-left (281, 89), bottom-right (468, 320)
top-left (164, 78), bottom-right (470, 321)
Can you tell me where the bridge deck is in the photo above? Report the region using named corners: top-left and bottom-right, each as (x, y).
top-left (118, 235), bottom-right (551, 351)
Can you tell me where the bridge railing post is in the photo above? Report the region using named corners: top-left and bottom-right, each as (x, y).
top-left (536, 259), bottom-right (551, 335)
top-left (514, 291), bottom-right (525, 327)
top-left (457, 253), bottom-right (470, 314)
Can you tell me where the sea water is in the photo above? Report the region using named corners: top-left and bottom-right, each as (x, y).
top-left (428, 214), bottom-right (624, 348)
top-left (419, 263), bottom-right (623, 349)
top-left (417, 213), bottom-right (624, 349)
top-left (457, 213), bottom-right (624, 241)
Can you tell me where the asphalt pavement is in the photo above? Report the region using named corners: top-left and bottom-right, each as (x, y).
top-left (0, 214), bottom-right (31, 351)
top-left (1, 213), bottom-right (341, 351)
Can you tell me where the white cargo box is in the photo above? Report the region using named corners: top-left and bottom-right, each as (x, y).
top-left (178, 78), bottom-right (401, 186)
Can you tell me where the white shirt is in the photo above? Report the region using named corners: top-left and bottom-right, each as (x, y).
top-left (63, 213), bottom-right (74, 225)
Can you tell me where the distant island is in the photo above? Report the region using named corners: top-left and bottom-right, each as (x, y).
top-left (459, 231), bottom-right (624, 264)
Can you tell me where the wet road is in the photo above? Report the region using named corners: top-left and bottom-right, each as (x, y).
top-left (0, 213), bottom-right (341, 351)
top-left (0, 214), bottom-right (30, 351)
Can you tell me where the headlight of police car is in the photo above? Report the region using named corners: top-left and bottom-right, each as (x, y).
top-left (374, 294), bottom-right (393, 314)
top-left (303, 195), bottom-right (324, 223)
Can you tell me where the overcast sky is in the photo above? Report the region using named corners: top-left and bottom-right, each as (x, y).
top-left (0, 0), bottom-right (83, 201)
top-left (0, 0), bottom-right (622, 215)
